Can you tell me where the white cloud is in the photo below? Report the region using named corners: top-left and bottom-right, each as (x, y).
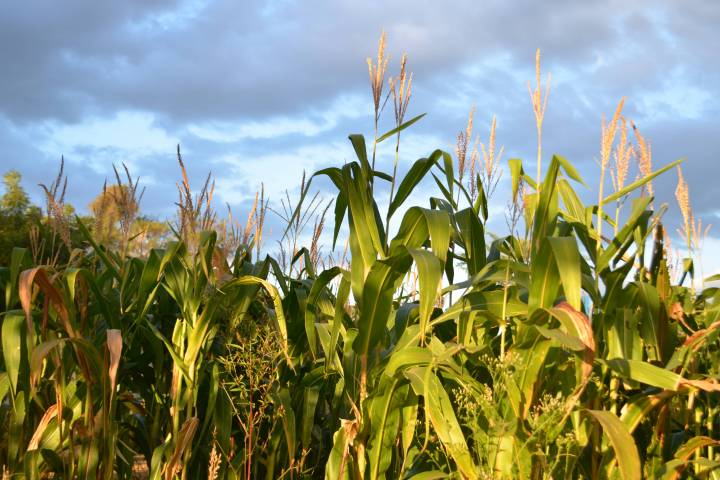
top-left (37, 111), bottom-right (178, 178)
top-left (129, 0), bottom-right (210, 33)
top-left (186, 94), bottom-right (367, 142)
top-left (213, 140), bottom-right (347, 205)
top-left (637, 77), bottom-right (711, 121)
top-left (696, 236), bottom-right (720, 282)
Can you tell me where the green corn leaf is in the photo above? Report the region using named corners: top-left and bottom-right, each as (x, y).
top-left (325, 424), bottom-right (353, 480)
top-left (555, 154), bottom-right (587, 186)
top-left (374, 170), bottom-right (394, 182)
top-left (620, 391), bottom-right (674, 434)
top-left (29, 337), bottom-right (103, 394)
top-left (430, 172), bottom-right (456, 209)
top-left (391, 207), bottom-right (450, 263)
top-left (376, 113), bottom-right (427, 143)
top-left (405, 473), bottom-right (448, 480)
top-left (6, 247), bottom-right (28, 307)
top-left (333, 191), bottom-right (348, 248)
top-left (528, 239), bottom-right (560, 313)
top-left (348, 134), bottom-right (372, 180)
top-left (388, 149), bottom-right (442, 218)
top-left (183, 301), bottom-right (220, 371)
top-left (455, 208), bottom-right (486, 276)
top-left (408, 248), bottom-right (443, 343)
top-left (491, 434), bottom-right (533, 479)
top-left (534, 325), bottom-right (586, 351)
top-left (367, 378), bottom-right (402, 480)
top-left (405, 366), bottom-right (477, 479)
top-left (353, 253), bottom-right (412, 356)
top-left (75, 216), bottom-right (121, 281)
top-left (705, 273), bottom-right (720, 283)
top-left (586, 409), bottom-right (641, 480)
top-left (0, 373), bottom-right (9, 404)
top-left (531, 155), bottom-right (562, 254)
top-left (145, 322), bottom-right (191, 382)
top-left (226, 276), bottom-right (290, 362)
top-left (213, 388), bottom-right (233, 456)
top-left (63, 268), bottom-right (113, 328)
top-left (557, 178), bottom-right (590, 227)
top-left (603, 358), bottom-right (681, 390)
top-left (400, 388), bottom-right (418, 461)
top-left (432, 290), bottom-right (527, 328)
top-left (441, 150), bottom-right (455, 202)
top-left (513, 337), bottom-right (552, 418)
top-left (472, 174), bottom-right (489, 221)
top-left (659, 436), bottom-right (720, 479)
top-left (422, 209), bottom-right (451, 264)
top-left (635, 282), bottom-right (661, 362)
top-left (274, 388), bottom-right (297, 461)
top-left (138, 248), bottom-right (163, 300)
top-left (305, 267), bottom-right (343, 359)
top-left (327, 270), bottom-right (351, 373)
top-left (384, 347), bottom-right (434, 377)
top-left (547, 236), bottom-right (582, 310)
top-left (301, 386), bottom-right (320, 451)
top-left (2, 310), bottom-right (27, 398)
top-left (602, 157), bottom-right (683, 204)
top-left (345, 164), bottom-right (382, 262)
top-left (596, 197), bottom-right (652, 273)
top-left (509, 158), bottom-right (524, 202)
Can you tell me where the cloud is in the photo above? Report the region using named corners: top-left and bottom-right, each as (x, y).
top-left (3, 0), bottom-right (708, 126)
top-left (0, 0), bottom-right (718, 273)
top-left (39, 111), bottom-right (178, 175)
top-left (186, 94), bottom-right (367, 142)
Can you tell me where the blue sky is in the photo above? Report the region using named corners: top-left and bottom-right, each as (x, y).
top-left (0, 0), bottom-right (718, 275)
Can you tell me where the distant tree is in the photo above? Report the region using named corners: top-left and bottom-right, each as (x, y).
top-left (88, 185), bottom-right (169, 256)
top-left (1, 170), bottom-right (30, 215)
top-left (0, 170), bottom-right (42, 265)
top-left (0, 169), bottom-right (87, 266)
top-left (1, 169), bottom-right (171, 266)
top-left (89, 184), bottom-right (138, 246)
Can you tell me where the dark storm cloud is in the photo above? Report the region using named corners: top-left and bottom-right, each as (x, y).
top-left (2, 0), bottom-right (707, 125)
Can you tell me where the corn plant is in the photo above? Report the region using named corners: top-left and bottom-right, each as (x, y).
top-left (2, 40), bottom-right (720, 480)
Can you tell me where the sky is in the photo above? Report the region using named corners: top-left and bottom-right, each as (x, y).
top-left (0, 0), bottom-right (718, 276)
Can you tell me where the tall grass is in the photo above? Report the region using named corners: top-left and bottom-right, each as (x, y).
top-left (1, 36), bottom-right (719, 480)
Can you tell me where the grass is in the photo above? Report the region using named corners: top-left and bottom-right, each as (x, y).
top-left (0, 35), bottom-right (719, 479)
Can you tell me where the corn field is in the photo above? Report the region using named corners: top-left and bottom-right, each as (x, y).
top-left (1, 43), bottom-right (719, 480)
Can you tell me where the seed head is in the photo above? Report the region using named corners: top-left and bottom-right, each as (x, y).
top-left (600, 98), bottom-right (626, 171)
top-left (632, 122), bottom-right (654, 197)
top-left (456, 106), bottom-right (475, 182)
top-left (528, 49), bottom-right (552, 134)
top-left (479, 115), bottom-right (504, 199)
top-left (611, 116), bottom-right (633, 193)
top-left (367, 31), bottom-right (389, 122)
top-left (391, 53), bottom-right (413, 127)
top-left (675, 166), bottom-right (692, 250)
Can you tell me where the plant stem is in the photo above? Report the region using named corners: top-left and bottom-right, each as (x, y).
top-left (536, 124), bottom-right (542, 193)
top-left (500, 258), bottom-right (511, 359)
top-left (385, 133), bottom-right (401, 239)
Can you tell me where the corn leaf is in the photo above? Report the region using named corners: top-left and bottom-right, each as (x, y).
top-left (586, 409), bottom-right (641, 480)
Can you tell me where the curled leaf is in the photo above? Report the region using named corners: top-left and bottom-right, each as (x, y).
top-left (164, 417), bottom-right (199, 480)
top-left (27, 404), bottom-right (58, 451)
top-left (106, 329), bottom-right (122, 397)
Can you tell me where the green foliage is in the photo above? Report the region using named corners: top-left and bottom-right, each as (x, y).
top-left (0, 171), bottom-right (41, 266)
top-left (1, 93), bottom-right (719, 480)
top-left (1, 171), bottom-right (30, 215)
